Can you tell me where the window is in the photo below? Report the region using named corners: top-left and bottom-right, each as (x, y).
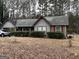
top-left (55, 26), bottom-right (61, 32)
top-left (38, 27), bottom-right (42, 31)
top-left (37, 26), bottom-right (47, 31)
top-left (42, 27), bottom-right (47, 31)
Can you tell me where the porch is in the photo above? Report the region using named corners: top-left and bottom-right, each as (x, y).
top-left (16, 27), bottom-right (34, 32)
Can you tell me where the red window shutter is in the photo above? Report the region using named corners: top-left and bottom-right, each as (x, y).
top-left (53, 26), bottom-right (55, 32)
top-left (62, 25), bottom-right (64, 32)
top-left (51, 26), bottom-right (55, 32)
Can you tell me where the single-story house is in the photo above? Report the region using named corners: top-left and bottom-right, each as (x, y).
top-left (2, 16), bottom-right (69, 36)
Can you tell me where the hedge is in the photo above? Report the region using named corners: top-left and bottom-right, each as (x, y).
top-left (47, 32), bottom-right (65, 39)
top-left (9, 31), bottom-right (65, 39)
top-left (30, 31), bottom-right (45, 38)
top-left (10, 31), bottom-right (29, 37)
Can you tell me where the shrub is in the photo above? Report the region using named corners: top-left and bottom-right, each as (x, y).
top-left (30, 31), bottom-right (45, 38)
top-left (10, 31), bottom-right (65, 39)
top-left (47, 32), bottom-right (65, 39)
top-left (10, 31), bottom-right (29, 37)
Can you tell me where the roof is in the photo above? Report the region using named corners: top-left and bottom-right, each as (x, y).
top-left (16, 19), bottom-right (37, 27)
top-left (33, 16), bottom-right (51, 26)
top-left (3, 16), bottom-right (69, 28)
top-left (45, 16), bottom-right (69, 25)
top-left (3, 21), bottom-right (15, 28)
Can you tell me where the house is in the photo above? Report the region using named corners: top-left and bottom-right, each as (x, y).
top-left (3, 16), bottom-right (69, 36)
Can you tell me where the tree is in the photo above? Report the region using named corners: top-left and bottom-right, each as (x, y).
top-left (38, 0), bottom-right (47, 16)
top-left (67, 12), bottom-right (79, 33)
top-left (0, 0), bottom-right (3, 24)
top-left (5, 0), bottom-right (37, 18)
top-left (72, 0), bottom-right (79, 16)
top-left (20, 0), bottom-right (31, 17)
top-left (49, 0), bottom-right (70, 16)
top-left (38, 0), bottom-right (70, 16)
top-left (0, 0), bottom-right (9, 26)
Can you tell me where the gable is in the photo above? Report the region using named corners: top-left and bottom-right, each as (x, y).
top-left (34, 19), bottom-right (50, 32)
top-left (34, 16), bottom-right (50, 26)
top-left (35, 19), bottom-right (50, 27)
top-left (3, 21), bottom-right (15, 28)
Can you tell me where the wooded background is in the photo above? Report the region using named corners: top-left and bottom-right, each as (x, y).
top-left (0, 0), bottom-right (79, 33)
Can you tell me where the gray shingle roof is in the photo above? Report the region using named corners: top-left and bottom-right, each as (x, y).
top-left (45, 16), bottom-right (69, 25)
top-left (3, 16), bottom-right (69, 28)
top-left (16, 19), bottom-right (37, 27)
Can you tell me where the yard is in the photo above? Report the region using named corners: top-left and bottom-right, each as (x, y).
top-left (0, 35), bottom-right (79, 59)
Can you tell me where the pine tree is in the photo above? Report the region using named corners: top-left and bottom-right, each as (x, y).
top-left (72, 0), bottom-right (79, 15)
top-left (0, 0), bottom-right (9, 25)
top-left (49, 0), bottom-right (70, 16)
top-left (0, 0), bottom-right (3, 24)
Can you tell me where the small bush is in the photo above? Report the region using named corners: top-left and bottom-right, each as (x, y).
top-left (30, 31), bottom-right (45, 38)
top-left (47, 32), bottom-right (65, 39)
top-left (10, 31), bottom-right (29, 37)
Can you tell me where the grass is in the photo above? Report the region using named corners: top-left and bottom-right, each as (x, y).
top-left (0, 35), bottom-right (78, 59)
top-left (0, 37), bottom-right (69, 47)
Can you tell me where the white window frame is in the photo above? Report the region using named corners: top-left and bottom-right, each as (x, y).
top-left (42, 27), bottom-right (47, 31)
top-left (38, 27), bottom-right (42, 31)
top-left (55, 26), bottom-right (61, 32)
top-left (37, 26), bottom-right (47, 32)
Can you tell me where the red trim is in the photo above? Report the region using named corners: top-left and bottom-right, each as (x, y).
top-left (51, 26), bottom-right (55, 32)
top-left (61, 25), bottom-right (64, 32)
top-left (53, 26), bottom-right (55, 32)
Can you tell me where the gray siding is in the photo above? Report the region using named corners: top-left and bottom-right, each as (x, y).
top-left (34, 19), bottom-right (50, 32)
top-left (3, 21), bottom-right (15, 28)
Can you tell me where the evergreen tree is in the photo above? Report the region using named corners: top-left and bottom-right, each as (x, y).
top-left (0, 0), bottom-right (9, 25)
top-left (0, 0), bottom-right (3, 24)
top-left (72, 0), bottom-right (79, 15)
top-left (38, 0), bottom-right (70, 16)
top-left (49, 0), bottom-right (70, 16)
